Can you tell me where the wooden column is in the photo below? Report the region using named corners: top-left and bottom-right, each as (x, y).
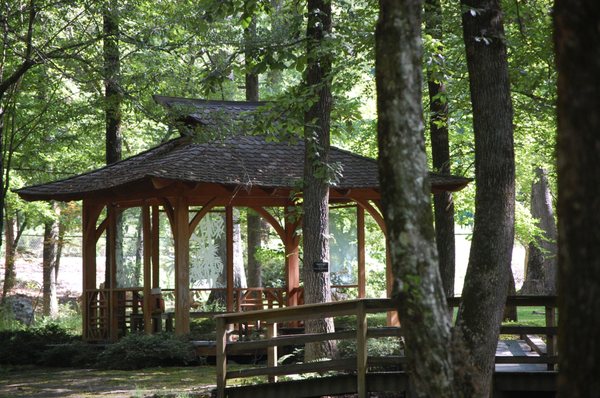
top-left (142, 204), bottom-right (152, 334)
top-left (173, 197), bottom-right (190, 335)
top-left (226, 206), bottom-right (234, 312)
top-left (386, 243), bottom-right (399, 326)
top-left (82, 201), bottom-right (101, 340)
top-left (357, 205), bottom-right (366, 298)
top-left (151, 205), bottom-right (160, 288)
top-left (107, 204), bottom-right (119, 341)
top-left (284, 206), bottom-right (300, 307)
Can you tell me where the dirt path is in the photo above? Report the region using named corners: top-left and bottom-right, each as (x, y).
top-left (0, 366), bottom-right (215, 398)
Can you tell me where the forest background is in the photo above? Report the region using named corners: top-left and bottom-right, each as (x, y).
top-left (0, 0), bottom-right (555, 318)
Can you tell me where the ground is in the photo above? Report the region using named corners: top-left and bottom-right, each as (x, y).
top-left (0, 366), bottom-right (215, 398)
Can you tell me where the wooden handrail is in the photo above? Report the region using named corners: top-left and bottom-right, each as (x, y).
top-left (215, 296), bottom-right (559, 398)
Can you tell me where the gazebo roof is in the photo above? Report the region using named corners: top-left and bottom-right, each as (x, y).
top-left (16, 134), bottom-right (470, 202)
top-left (16, 97), bottom-right (471, 203)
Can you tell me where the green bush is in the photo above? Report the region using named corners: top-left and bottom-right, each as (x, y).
top-left (338, 336), bottom-right (404, 359)
top-left (38, 341), bottom-right (100, 367)
top-left (0, 323), bottom-right (76, 365)
top-left (96, 333), bottom-right (197, 370)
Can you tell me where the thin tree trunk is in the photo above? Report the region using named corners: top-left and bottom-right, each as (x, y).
top-left (42, 211), bottom-right (59, 317)
top-left (302, 0), bottom-right (336, 362)
top-left (425, 0), bottom-right (455, 298)
top-left (103, 0), bottom-right (122, 288)
top-left (244, 19), bottom-right (265, 289)
top-left (521, 167), bottom-right (557, 295)
top-left (2, 215), bottom-right (16, 300)
top-left (554, 1), bottom-right (600, 396)
top-left (456, 0), bottom-right (516, 394)
top-left (376, 1), bottom-right (468, 396)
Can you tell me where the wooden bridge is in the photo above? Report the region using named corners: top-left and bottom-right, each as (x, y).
top-left (214, 296), bottom-right (558, 398)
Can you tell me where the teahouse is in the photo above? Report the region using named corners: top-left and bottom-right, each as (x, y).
top-left (17, 96), bottom-right (470, 341)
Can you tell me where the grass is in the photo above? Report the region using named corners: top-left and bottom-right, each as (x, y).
top-left (0, 365), bottom-right (218, 398)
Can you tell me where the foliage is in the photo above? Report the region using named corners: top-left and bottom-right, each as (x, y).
top-left (0, 323), bottom-right (76, 365)
top-left (338, 336), bottom-right (404, 359)
top-left (96, 333), bottom-right (197, 370)
top-left (38, 340), bottom-right (100, 367)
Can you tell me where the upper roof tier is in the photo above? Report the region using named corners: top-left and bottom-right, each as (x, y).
top-left (16, 97), bottom-right (471, 202)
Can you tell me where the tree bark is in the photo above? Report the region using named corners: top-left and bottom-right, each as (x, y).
top-left (554, 1), bottom-right (600, 396)
top-left (376, 1), bottom-right (465, 396)
top-left (456, 0), bottom-right (516, 394)
top-left (302, 0), bottom-right (336, 362)
top-left (425, 0), bottom-right (455, 298)
top-left (521, 167), bottom-right (557, 295)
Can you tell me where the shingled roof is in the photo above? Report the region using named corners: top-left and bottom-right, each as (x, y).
top-left (17, 97), bottom-right (471, 202)
top-left (16, 134), bottom-right (470, 202)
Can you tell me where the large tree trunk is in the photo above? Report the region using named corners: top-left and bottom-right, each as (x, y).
top-left (376, 1), bottom-right (469, 396)
top-left (554, 1), bottom-right (600, 396)
top-left (521, 167), bottom-right (557, 295)
top-left (302, 0), bottom-right (336, 362)
top-left (456, 0), bottom-right (516, 394)
top-left (425, 0), bottom-right (455, 298)
top-left (42, 210), bottom-right (59, 317)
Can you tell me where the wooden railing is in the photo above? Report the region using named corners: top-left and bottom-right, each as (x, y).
top-left (214, 296), bottom-right (558, 398)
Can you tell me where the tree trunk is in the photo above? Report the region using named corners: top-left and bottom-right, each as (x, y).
top-left (425, 0), bottom-right (455, 298)
top-left (2, 215), bottom-right (17, 301)
top-left (554, 1), bottom-right (600, 396)
top-left (376, 1), bottom-right (468, 396)
top-left (521, 167), bottom-right (557, 295)
top-left (302, 0), bottom-right (336, 362)
top-left (456, 0), bottom-right (516, 394)
top-left (103, 0), bottom-right (122, 288)
top-left (503, 271), bottom-right (517, 322)
top-left (42, 211), bottom-right (59, 317)
top-left (244, 20), bottom-right (265, 289)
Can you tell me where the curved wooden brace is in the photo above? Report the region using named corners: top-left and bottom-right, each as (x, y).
top-left (188, 197), bottom-right (218, 239)
top-left (352, 198), bottom-right (386, 235)
top-left (161, 198), bottom-right (175, 236)
top-left (95, 217), bottom-right (108, 243)
top-left (249, 206), bottom-right (285, 241)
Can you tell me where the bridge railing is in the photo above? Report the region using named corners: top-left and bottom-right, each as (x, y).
top-left (214, 296), bottom-right (558, 398)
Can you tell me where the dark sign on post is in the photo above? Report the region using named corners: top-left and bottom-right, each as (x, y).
top-left (313, 261), bottom-right (329, 272)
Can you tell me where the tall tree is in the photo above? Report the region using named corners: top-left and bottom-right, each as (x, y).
top-left (456, 0), bottom-right (516, 393)
top-left (302, 0), bottom-right (336, 361)
top-left (103, 0), bottom-right (123, 288)
top-left (103, 0), bottom-right (122, 166)
top-left (554, 1), bottom-right (600, 395)
top-left (376, 1), bottom-right (473, 396)
top-left (244, 15), bottom-right (266, 289)
top-left (521, 167), bottom-right (557, 295)
top-left (424, 0), bottom-right (455, 297)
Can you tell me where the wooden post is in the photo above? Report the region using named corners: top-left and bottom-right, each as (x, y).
top-left (285, 205), bottom-right (300, 307)
top-left (107, 204), bottom-right (119, 341)
top-left (174, 197), bottom-right (190, 335)
top-left (386, 243), bottom-right (399, 326)
top-left (142, 204), bottom-right (152, 334)
top-left (267, 322), bottom-right (278, 383)
top-left (357, 205), bottom-right (366, 298)
top-left (82, 201), bottom-right (101, 340)
top-left (216, 317), bottom-right (228, 398)
top-left (226, 206), bottom-right (234, 312)
top-left (151, 205), bottom-right (160, 288)
top-left (546, 304), bottom-right (557, 371)
top-left (357, 300), bottom-right (368, 398)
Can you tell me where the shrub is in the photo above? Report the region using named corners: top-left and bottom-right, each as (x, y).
top-left (0, 323), bottom-right (76, 365)
top-left (96, 333), bottom-right (196, 370)
top-left (38, 341), bottom-right (100, 367)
